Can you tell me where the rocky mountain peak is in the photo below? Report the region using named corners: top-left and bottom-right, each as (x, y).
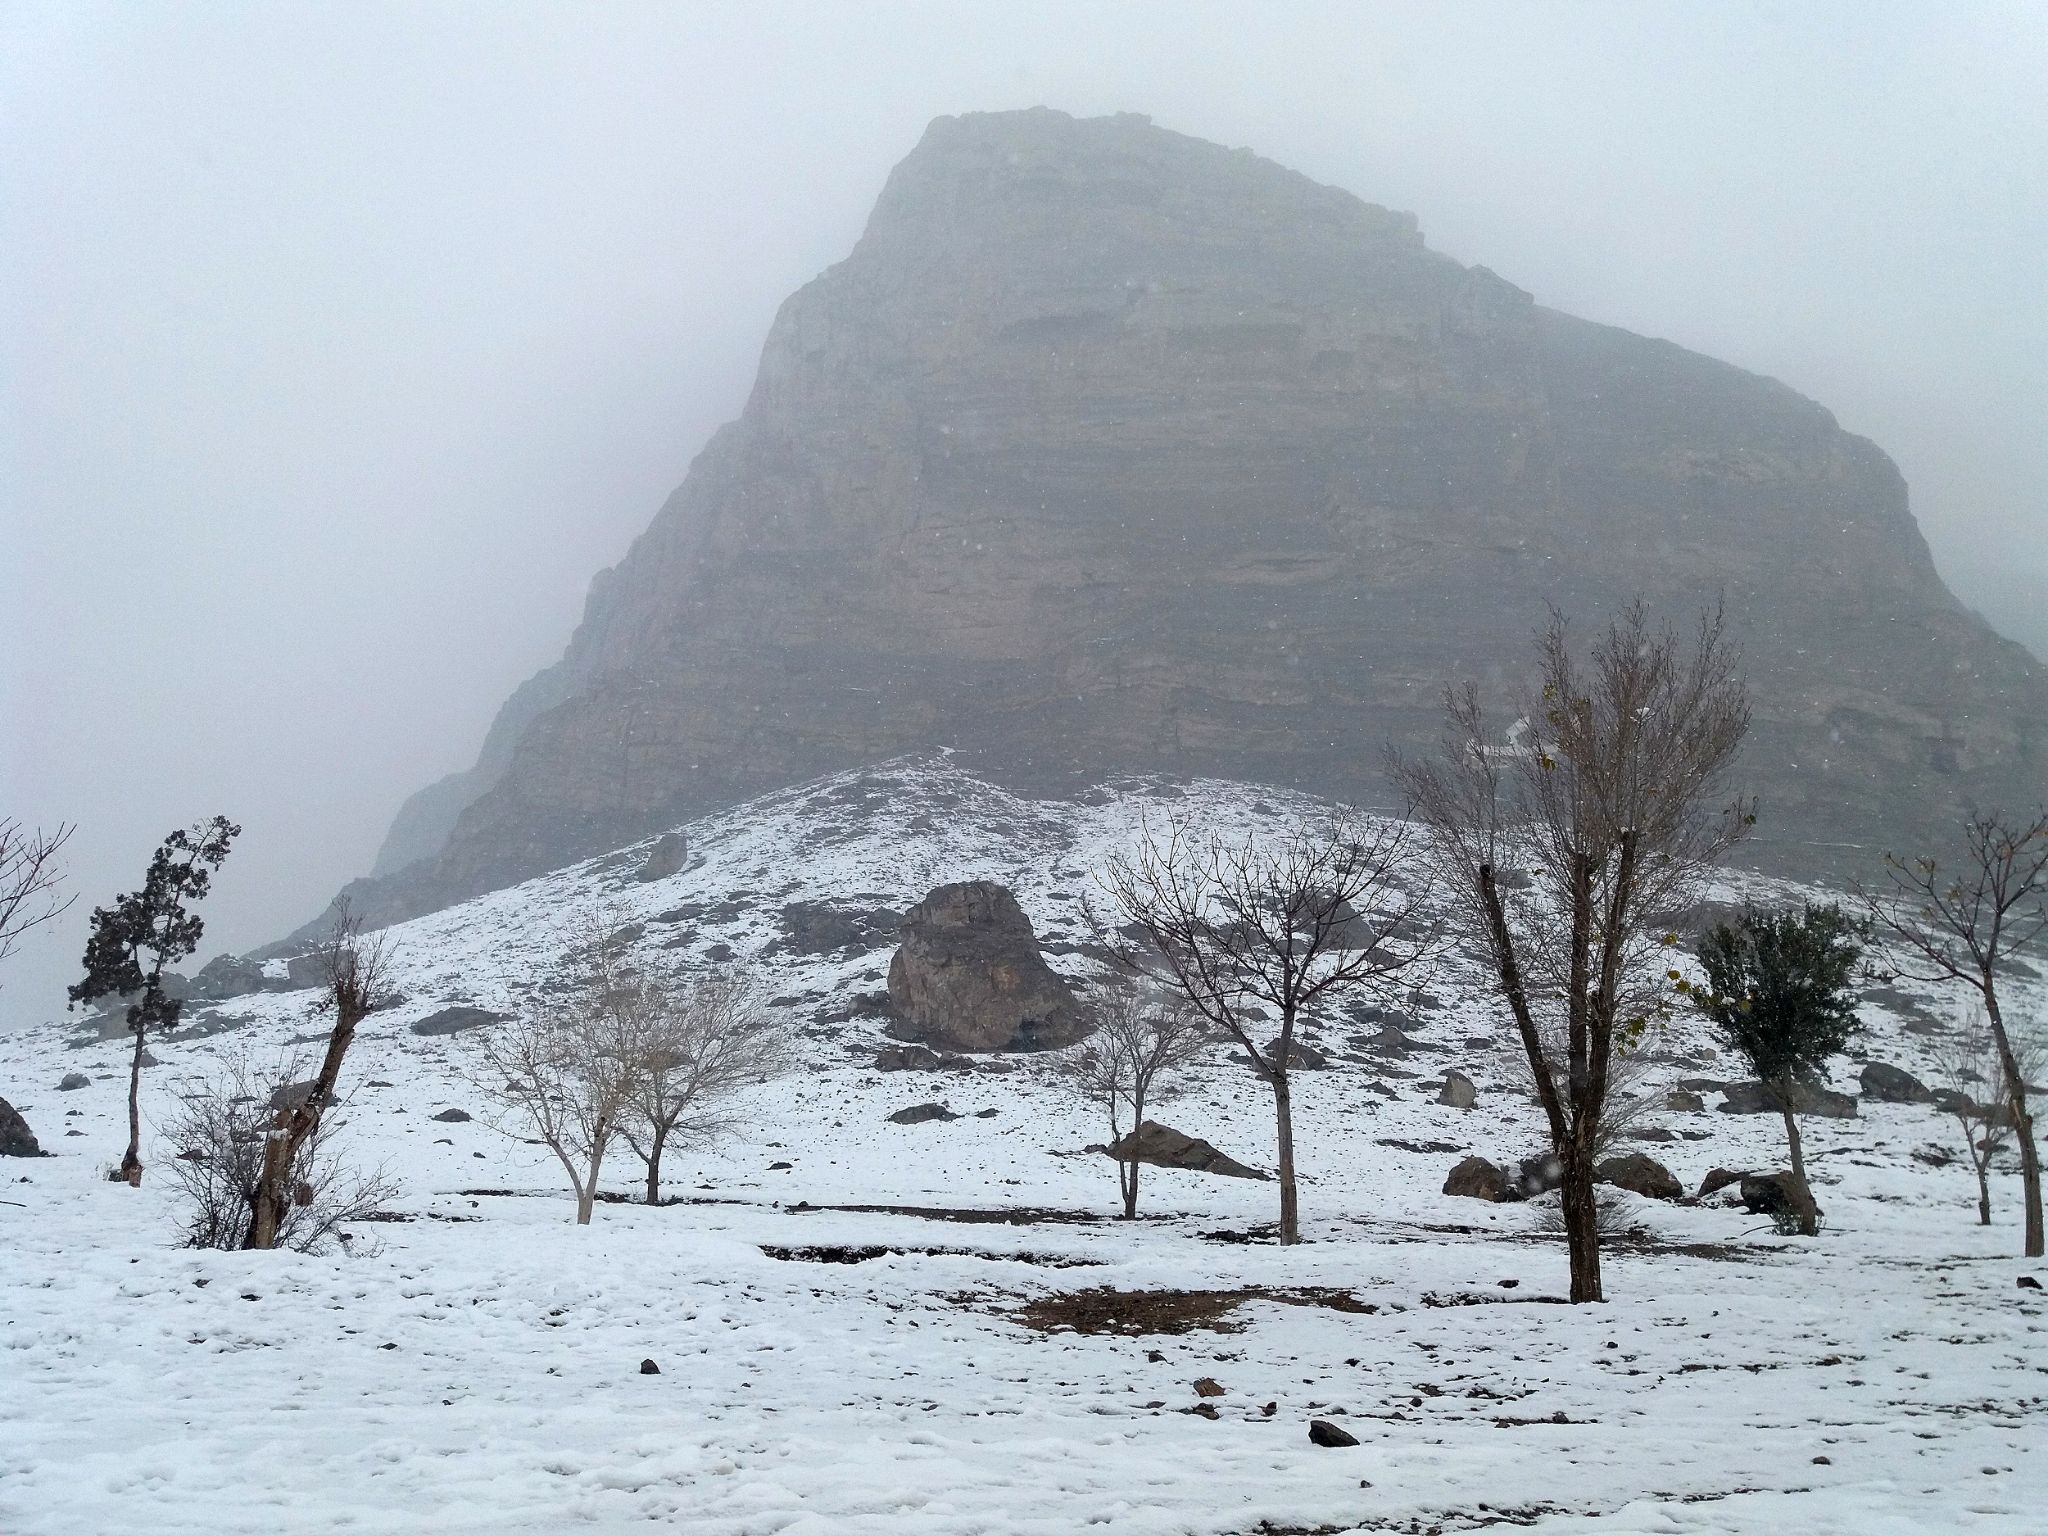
top-left (327, 109), bottom-right (2045, 938)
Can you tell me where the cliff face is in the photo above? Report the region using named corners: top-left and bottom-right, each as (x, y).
top-left (335, 108), bottom-right (2045, 930)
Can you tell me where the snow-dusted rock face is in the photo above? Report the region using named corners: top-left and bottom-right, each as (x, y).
top-left (3, 759), bottom-right (2047, 1533)
top-left (334, 106), bottom-right (2046, 937)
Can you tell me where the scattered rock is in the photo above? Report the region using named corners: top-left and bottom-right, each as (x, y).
top-left (410, 1005), bottom-right (505, 1037)
top-left (1262, 1037), bottom-right (1327, 1070)
top-left (1192, 1377), bottom-right (1224, 1398)
top-left (0, 1096), bottom-right (44, 1157)
top-left (1443, 1155), bottom-right (1515, 1202)
top-left (1720, 1080), bottom-right (1857, 1119)
top-left (779, 901), bottom-right (902, 956)
top-left (188, 952), bottom-right (270, 1001)
top-left (57, 1072), bottom-right (89, 1092)
top-left (1740, 1171), bottom-right (1821, 1230)
top-left (1664, 1090), bottom-right (1705, 1113)
top-left (1516, 1153), bottom-right (1562, 1198)
top-left (268, 1078), bottom-right (326, 1113)
top-left (1102, 1121), bottom-right (1266, 1181)
top-left (1189, 1402), bottom-right (1219, 1419)
top-left (1436, 1070), bottom-right (1476, 1110)
top-left (1626, 1126), bottom-right (1678, 1144)
top-left (431, 1108), bottom-right (472, 1123)
top-left (873, 1045), bottom-right (948, 1072)
top-left (2019, 1276), bottom-right (2041, 1291)
top-left (886, 881), bottom-right (1087, 1051)
top-left (1697, 1167), bottom-right (1748, 1200)
top-left (1859, 1061), bottom-right (1934, 1104)
top-left (1309, 1419), bottom-right (1359, 1448)
top-left (639, 1357), bottom-right (661, 1375)
top-left (635, 832), bottom-right (689, 882)
top-left (888, 1102), bottom-right (960, 1125)
top-left (1595, 1153), bottom-right (1682, 1202)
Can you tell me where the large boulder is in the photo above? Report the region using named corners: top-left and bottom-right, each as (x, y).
top-left (188, 952), bottom-right (270, 1001)
top-left (635, 831), bottom-right (689, 882)
top-left (0, 1096), bottom-right (43, 1157)
top-left (410, 1005), bottom-right (506, 1037)
top-left (1859, 1061), bottom-right (1934, 1104)
top-left (1103, 1121), bottom-right (1265, 1180)
top-left (1720, 1079), bottom-right (1858, 1119)
top-left (886, 881), bottom-right (1086, 1051)
top-left (1595, 1153), bottom-right (1682, 1202)
top-left (1443, 1155), bottom-right (1516, 1202)
top-left (1740, 1171), bottom-right (1822, 1231)
top-left (1437, 1070), bottom-right (1477, 1109)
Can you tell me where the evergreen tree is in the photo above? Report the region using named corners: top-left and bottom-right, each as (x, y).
top-left (69, 816), bottom-right (238, 1186)
top-left (1691, 901), bottom-right (1864, 1233)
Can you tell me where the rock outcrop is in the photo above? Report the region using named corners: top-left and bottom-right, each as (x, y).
top-left (1596, 1153), bottom-right (1683, 1202)
top-left (1444, 1155), bottom-right (1516, 1202)
top-left (1721, 1080), bottom-right (1859, 1119)
top-left (0, 1096), bottom-right (42, 1157)
top-left (317, 108), bottom-right (2048, 935)
top-left (886, 881), bottom-right (1085, 1051)
top-left (1102, 1121), bottom-right (1265, 1180)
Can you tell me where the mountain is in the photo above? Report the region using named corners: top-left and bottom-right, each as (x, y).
top-left (330, 107), bottom-right (2044, 934)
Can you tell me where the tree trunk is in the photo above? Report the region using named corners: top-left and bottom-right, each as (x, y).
top-left (1982, 996), bottom-right (2043, 1257)
top-left (575, 1187), bottom-right (595, 1225)
top-left (1271, 1069), bottom-right (1298, 1245)
top-left (120, 1020), bottom-right (146, 1187)
top-left (1560, 1144), bottom-right (1603, 1303)
top-left (247, 1134), bottom-right (291, 1250)
top-left (1976, 1156), bottom-right (1992, 1226)
top-left (1773, 1088), bottom-right (1819, 1237)
top-left (644, 1121), bottom-right (669, 1206)
top-left (1121, 1158), bottom-right (1139, 1220)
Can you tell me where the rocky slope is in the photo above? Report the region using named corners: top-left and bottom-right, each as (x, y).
top-left (333, 108), bottom-right (2045, 933)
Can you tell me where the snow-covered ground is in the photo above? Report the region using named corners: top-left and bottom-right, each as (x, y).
top-left (3, 759), bottom-right (2043, 1534)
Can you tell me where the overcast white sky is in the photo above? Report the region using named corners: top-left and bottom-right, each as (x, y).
top-left (3, 1), bottom-right (2043, 1028)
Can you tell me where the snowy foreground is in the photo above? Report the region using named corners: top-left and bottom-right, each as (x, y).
top-left (3, 760), bottom-right (2044, 1534)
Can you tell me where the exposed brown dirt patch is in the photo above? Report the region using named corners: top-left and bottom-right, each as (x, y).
top-left (1011, 1284), bottom-right (1377, 1337)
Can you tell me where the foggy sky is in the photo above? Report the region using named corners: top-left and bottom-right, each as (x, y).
top-left (3, 1), bottom-right (2044, 1029)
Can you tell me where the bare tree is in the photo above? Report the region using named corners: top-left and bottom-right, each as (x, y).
top-left (621, 966), bottom-right (791, 1205)
top-left (1062, 977), bottom-right (1212, 1219)
top-left (1863, 807), bottom-right (2048, 1257)
top-left (1098, 807), bottom-right (1429, 1245)
top-left (1396, 603), bottom-right (1751, 1302)
top-left (1930, 1010), bottom-right (2038, 1228)
top-left (0, 819), bottom-right (75, 973)
top-left (163, 1051), bottom-right (396, 1253)
top-left (470, 922), bottom-right (645, 1224)
top-left (244, 904), bottom-right (391, 1249)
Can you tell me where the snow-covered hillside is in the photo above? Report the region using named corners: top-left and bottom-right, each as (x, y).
top-left (3, 758), bottom-right (2043, 1534)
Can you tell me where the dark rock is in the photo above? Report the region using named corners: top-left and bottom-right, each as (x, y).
top-left (1437, 1070), bottom-right (1476, 1109)
top-left (639, 1358), bottom-right (661, 1375)
top-left (1103, 1120), bottom-right (1265, 1180)
top-left (410, 1005), bottom-right (506, 1037)
top-left (1626, 1126), bottom-right (1678, 1143)
top-left (57, 1072), bottom-right (89, 1092)
top-left (1308, 1419), bottom-right (1359, 1448)
top-left (1516, 1153), bottom-right (1564, 1198)
top-left (2019, 1276), bottom-right (2042, 1291)
top-left (974, 1107), bottom-right (998, 1119)
top-left (1696, 1167), bottom-right (1748, 1200)
top-left (1664, 1090), bottom-right (1706, 1113)
top-left (888, 1102), bottom-right (959, 1125)
top-left (1267, 1037), bottom-right (1328, 1070)
top-left (431, 1108), bottom-right (472, 1123)
top-left (269, 1079), bottom-right (327, 1113)
top-left (1859, 1061), bottom-right (1934, 1104)
top-left (1720, 1080), bottom-right (1857, 1119)
top-left (1595, 1153), bottom-right (1682, 1201)
top-left (635, 832), bottom-right (689, 882)
top-left (1677, 1078), bottom-right (1727, 1094)
top-left (886, 881), bottom-right (1086, 1051)
top-left (1193, 1377), bottom-right (1224, 1398)
top-left (780, 901), bottom-right (902, 956)
top-left (0, 1096), bottom-right (44, 1157)
top-left (874, 1045), bottom-right (948, 1072)
top-left (1740, 1171), bottom-right (1821, 1230)
top-left (188, 952), bottom-right (270, 1001)
top-left (1443, 1155), bottom-right (1516, 1202)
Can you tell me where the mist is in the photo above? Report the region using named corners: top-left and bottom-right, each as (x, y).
top-left (4, 0), bottom-right (2043, 1029)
